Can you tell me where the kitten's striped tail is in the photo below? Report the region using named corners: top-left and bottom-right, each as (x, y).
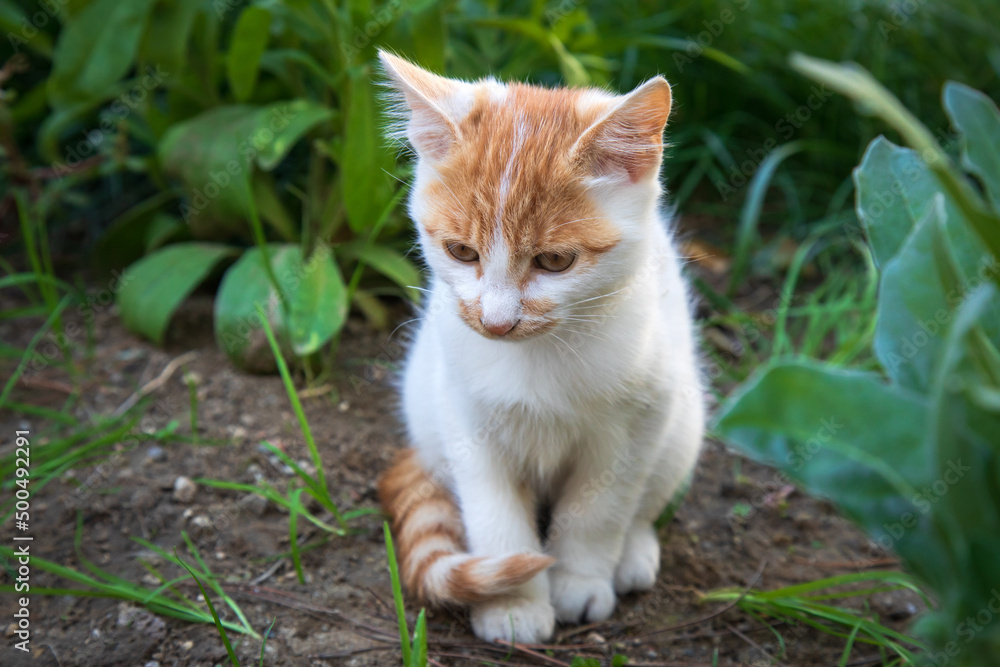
top-left (378, 449), bottom-right (554, 605)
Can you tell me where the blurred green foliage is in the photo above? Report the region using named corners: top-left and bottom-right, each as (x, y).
top-left (716, 62), bottom-right (1000, 665)
top-left (0, 0), bottom-right (997, 371)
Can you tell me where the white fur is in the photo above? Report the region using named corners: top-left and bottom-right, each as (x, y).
top-left (389, 59), bottom-right (705, 643)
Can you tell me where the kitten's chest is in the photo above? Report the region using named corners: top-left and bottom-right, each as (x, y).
top-left (459, 349), bottom-right (651, 473)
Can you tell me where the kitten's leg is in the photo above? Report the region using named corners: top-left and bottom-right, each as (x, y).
top-left (449, 447), bottom-right (555, 643)
top-left (546, 420), bottom-right (658, 624)
top-left (615, 389), bottom-right (703, 594)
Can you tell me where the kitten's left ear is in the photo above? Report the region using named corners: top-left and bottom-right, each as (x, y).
top-left (571, 77), bottom-right (672, 184)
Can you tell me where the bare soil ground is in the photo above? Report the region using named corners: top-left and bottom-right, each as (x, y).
top-left (1, 284), bottom-right (922, 667)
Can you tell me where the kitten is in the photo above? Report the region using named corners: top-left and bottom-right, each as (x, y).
top-left (377, 51), bottom-right (705, 644)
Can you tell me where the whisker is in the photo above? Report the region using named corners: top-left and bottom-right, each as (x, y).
top-left (548, 332), bottom-right (585, 364)
top-left (388, 317), bottom-right (423, 341)
top-left (563, 286), bottom-right (628, 309)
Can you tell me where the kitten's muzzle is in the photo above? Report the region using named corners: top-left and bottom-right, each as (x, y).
top-left (481, 318), bottom-right (520, 337)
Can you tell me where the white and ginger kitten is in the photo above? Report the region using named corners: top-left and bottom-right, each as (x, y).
top-left (377, 51), bottom-right (705, 644)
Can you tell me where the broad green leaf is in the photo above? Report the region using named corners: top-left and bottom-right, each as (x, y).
top-left (139, 0), bottom-right (202, 79)
top-left (1, 0), bottom-right (53, 57)
top-left (854, 137), bottom-right (930, 268)
top-left (923, 284), bottom-right (1000, 651)
top-left (855, 137), bottom-right (996, 280)
top-left (227, 6), bottom-right (272, 103)
top-left (342, 68), bottom-right (395, 233)
top-left (339, 241), bottom-right (422, 301)
top-left (288, 245), bottom-right (348, 356)
top-left (874, 197), bottom-right (953, 390)
top-left (48, 0), bottom-right (159, 110)
top-left (944, 82), bottom-right (1000, 209)
top-left (158, 100), bottom-right (333, 237)
top-left (793, 54), bottom-right (1000, 285)
top-left (215, 244), bottom-right (304, 373)
top-left (159, 105), bottom-right (259, 237)
top-left (714, 362), bottom-right (952, 587)
top-left (255, 100), bottom-right (334, 170)
top-left (118, 243), bottom-right (236, 344)
top-left (873, 190), bottom-right (1000, 390)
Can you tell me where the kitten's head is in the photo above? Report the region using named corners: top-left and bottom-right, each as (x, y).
top-left (380, 51), bottom-right (672, 341)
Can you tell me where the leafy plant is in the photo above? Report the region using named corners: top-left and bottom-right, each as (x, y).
top-left (2, 0), bottom-right (430, 372)
top-left (714, 61), bottom-right (1000, 665)
top-left (6, 0), bottom-right (997, 375)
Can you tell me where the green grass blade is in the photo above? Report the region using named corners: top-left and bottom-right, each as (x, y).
top-left (289, 487), bottom-right (306, 583)
top-left (260, 617), bottom-right (276, 666)
top-left (411, 609), bottom-right (427, 667)
top-left (384, 521), bottom-right (412, 665)
top-left (0, 293), bottom-right (73, 409)
top-left (174, 548), bottom-right (240, 667)
top-left (253, 302), bottom-right (346, 531)
top-left (728, 141), bottom-right (805, 295)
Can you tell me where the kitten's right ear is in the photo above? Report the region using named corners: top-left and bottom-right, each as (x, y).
top-left (379, 51), bottom-right (469, 162)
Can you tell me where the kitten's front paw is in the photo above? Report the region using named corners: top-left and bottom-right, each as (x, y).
top-left (470, 596), bottom-right (555, 644)
top-left (614, 524), bottom-right (660, 594)
top-left (550, 568), bottom-right (616, 624)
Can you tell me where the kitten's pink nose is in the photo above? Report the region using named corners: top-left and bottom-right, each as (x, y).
top-left (482, 318), bottom-right (519, 337)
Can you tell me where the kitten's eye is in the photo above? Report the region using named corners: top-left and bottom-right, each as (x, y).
top-left (534, 252), bottom-right (576, 272)
top-left (447, 243), bottom-right (479, 262)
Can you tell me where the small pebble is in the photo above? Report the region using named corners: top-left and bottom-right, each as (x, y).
top-left (338, 400), bottom-right (350, 412)
top-left (144, 662), bottom-right (161, 667)
top-left (172, 476), bottom-right (197, 503)
top-left (146, 445), bottom-right (167, 463)
top-left (180, 640), bottom-right (194, 651)
top-left (586, 632), bottom-right (606, 644)
top-left (243, 493), bottom-right (268, 516)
